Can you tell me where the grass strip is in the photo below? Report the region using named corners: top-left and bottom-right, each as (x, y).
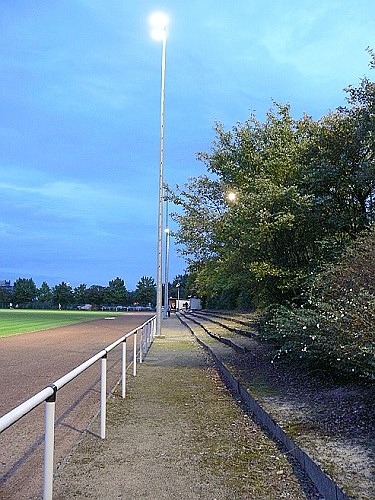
top-left (0, 309), bottom-right (124, 337)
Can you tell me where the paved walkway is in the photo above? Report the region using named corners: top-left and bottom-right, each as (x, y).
top-left (52, 316), bottom-right (306, 499)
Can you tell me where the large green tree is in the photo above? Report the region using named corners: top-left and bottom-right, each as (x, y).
top-left (74, 284), bottom-right (88, 304)
top-left (134, 276), bottom-right (156, 306)
top-left (85, 285), bottom-right (106, 307)
top-left (13, 278), bottom-right (37, 305)
top-left (37, 281), bottom-right (52, 304)
top-left (171, 104), bottom-right (317, 306)
top-left (170, 68), bottom-right (374, 308)
top-left (105, 277), bottom-right (127, 305)
top-left (52, 282), bottom-right (74, 308)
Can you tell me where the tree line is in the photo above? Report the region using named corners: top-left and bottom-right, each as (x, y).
top-left (0, 274), bottom-right (189, 310)
top-left (169, 50), bottom-right (375, 379)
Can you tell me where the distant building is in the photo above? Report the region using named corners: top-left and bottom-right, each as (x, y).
top-left (169, 297), bottom-right (202, 311)
top-left (0, 280), bottom-right (13, 292)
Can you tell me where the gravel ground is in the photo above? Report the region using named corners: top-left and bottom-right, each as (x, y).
top-left (229, 342), bottom-right (374, 500)
top-left (53, 317), bottom-right (311, 499)
top-left (182, 312), bottom-right (374, 500)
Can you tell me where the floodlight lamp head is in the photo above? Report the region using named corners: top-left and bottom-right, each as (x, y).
top-left (149, 11), bottom-right (169, 41)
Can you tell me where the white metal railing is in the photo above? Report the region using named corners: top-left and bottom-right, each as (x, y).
top-left (0, 314), bottom-right (156, 500)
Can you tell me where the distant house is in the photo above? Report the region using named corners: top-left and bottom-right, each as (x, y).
top-left (0, 280), bottom-right (13, 292)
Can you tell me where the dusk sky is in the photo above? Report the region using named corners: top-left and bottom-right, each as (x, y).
top-left (1, 1), bottom-right (374, 290)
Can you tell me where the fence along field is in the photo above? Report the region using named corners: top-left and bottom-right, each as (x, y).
top-left (0, 309), bottom-right (125, 337)
top-left (1, 311), bottom-right (155, 499)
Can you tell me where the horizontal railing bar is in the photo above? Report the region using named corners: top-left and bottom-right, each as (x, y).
top-left (105, 319), bottom-right (150, 352)
top-left (0, 386), bottom-right (54, 433)
top-left (53, 350), bottom-right (107, 391)
top-left (105, 321), bottom-right (147, 352)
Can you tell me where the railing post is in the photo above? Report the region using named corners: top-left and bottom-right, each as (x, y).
top-left (43, 385), bottom-right (57, 500)
top-left (100, 353), bottom-right (107, 439)
top-left (147, 322), bottom-right (151, 349)
top-left (152, 317), bottom-right (156, 339)
top-left (140, 327), bottom-right (144, 364)
top-left (122, 340), bottom-right (127, 399)
top-left (133, 332), bottom-right (137, 376)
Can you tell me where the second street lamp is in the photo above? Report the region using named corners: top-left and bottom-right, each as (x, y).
top-left (176, 282), bottom-right (180, 311)
top-left (150, 12), bottom-right (169, 336)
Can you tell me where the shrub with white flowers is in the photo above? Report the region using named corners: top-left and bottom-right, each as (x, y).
top-left (262, 225), bottom-right (375, 380)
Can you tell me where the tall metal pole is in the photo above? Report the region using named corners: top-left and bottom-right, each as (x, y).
top-left (164, 198), bottom-right (170, 318)
top-left (156, 23), bottom-right (167, 336)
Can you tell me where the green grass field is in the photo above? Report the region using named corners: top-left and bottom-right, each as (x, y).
top-left (0, 309), bottom-right (124, 337)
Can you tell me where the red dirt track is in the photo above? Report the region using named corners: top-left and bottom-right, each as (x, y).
top-left (0, 312), bottom-right (153, 500)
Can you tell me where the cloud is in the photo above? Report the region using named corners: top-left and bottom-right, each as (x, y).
top-left (257, 2), bottom-right (374, 81)
top-left (0, 163), bottom-right (159, 288)
top-left (0, 166), bottom-right (155, 237)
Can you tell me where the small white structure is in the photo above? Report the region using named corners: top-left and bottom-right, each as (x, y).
top-left (173, 298), bottom-right (202, 311)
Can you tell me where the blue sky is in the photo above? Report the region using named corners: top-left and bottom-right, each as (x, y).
top-left (0, 1), bottom-right (374, 290)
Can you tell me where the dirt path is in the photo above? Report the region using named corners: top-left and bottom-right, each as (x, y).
top-left (52, 317), bottom-right (314, 499)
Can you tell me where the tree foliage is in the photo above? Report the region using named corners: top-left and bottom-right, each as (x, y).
top-left (169, 57), bottom-right (375, 378)
top-left (263, 226), bottom-right (375, 380)
top-left (85, 285), bottom-right (106, 307)
top-left (1, 273), bottom-right (187, 310)
top-left (52, 282), bottom-right (74, 307)
top-left (36, 282), bottom-right (53, 308)
top-left (169, 273), bottom-right (189, 301)
top-left (73, 284), bottom-right (88, 304)
top-left (105, 277), bottom-right (128, 305)
top-left (0, 286), bottom-right (12, 307)
top-left (13, 278), bottom-right (37, 305)
top-left (170, 74), bottom-right (375, 309)
top-left (134, 276), bottom-right (156, 306)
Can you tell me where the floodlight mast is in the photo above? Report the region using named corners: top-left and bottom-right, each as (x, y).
top-left (150, 12), bottom-right (169, 336)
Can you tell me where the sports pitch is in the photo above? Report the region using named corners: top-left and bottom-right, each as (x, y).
top-left (0, 309), bottom-right (124, 337)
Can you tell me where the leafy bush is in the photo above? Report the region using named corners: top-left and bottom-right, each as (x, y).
top-left (262, 225), bottom-right (375, 380)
